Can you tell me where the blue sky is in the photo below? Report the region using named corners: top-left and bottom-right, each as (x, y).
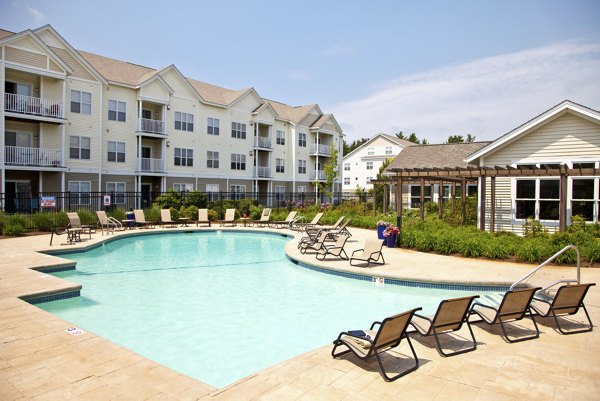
top-left (2, 0), bottom-right (600, 143)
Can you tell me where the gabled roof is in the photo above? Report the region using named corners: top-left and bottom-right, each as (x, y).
top-left (310, 114), bottom-right (343, 133)
top-left (0, 29), bottom-right (15, 40)
top-left (266, 100), bottom-right (319, 124)
top-left (186, 77), bottom-right (248, 106)
top-left (466, 100), bottom-right (600, 163)
top-left (343, 133), bottom-right (415, 160)
top-left (78, 50), bottom-right (157, 87)
top-left (387, 142), bottom-right (491, 171)
top-left (252, 102), bottom-right (278, 118)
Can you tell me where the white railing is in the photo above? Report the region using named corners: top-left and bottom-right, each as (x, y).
top-left (254, 166), bottom-right (271, 178)
top-left (310, 170), bottom-right (326, 180)
top-left (254, 136), bottom-right (272, 148)
top-left (138, 118), bottom-right (165, 135)
top-left (5, 146), bottom-right (62, 166)
top-left (4, 93), bottom-right (63, 118)
top-left (310, 144), bottom-right (331, 155)
top-left (138, 157), bottom-right (165, 173)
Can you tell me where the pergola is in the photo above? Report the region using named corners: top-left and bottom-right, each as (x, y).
top-left (373, 164), bottom-right (600, 236)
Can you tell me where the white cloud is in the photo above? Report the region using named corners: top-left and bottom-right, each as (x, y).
top-left (330, 40), bottom-right (600, 143)
top-left (10, 1), bottom-right (47, 25)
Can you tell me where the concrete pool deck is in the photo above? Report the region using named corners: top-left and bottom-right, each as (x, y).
top-left (0, 225), bottom-right (598, 400)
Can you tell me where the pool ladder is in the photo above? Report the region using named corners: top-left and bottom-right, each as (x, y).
top-left (509, 245), bottom-right (580, 297)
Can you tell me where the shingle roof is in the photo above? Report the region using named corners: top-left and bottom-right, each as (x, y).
top-left (0, 29), bottom-right (14, 40)
top-left (267, 100), bottom-right (316, 124)
top-left (78, 50), bottom-right (156, 86)
top-left (387, 142), bottom-right (491, 171)
top-left (380, 134), bottom-right (416, 147)
top-left (186, 78), bottom-right (248, 106)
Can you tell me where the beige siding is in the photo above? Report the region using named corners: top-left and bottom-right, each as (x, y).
top-left (9, 36), bottom-right (43, 53)
top-left (161, 70), bottom-right (197, 99)
top-left (104, 86), bottom-right (137, 172)
top-left (5, 46), bottom-right (47, 69)
top-left (65, 80), bottom-right (102, 169)
top-left (299, 112), bottom-right (319, 127)
top-left (232, 93), bottom-right (261, 113)
top-left (49, 59), bottom-right (62, 72)
top-left (49, 47), bottom-right (94, 81)
top-left (41, 76), bottom-right (63, 101)
top-left (66, 173), bottom-right (99, 189)
top-left (6, 70), bottom-right (39, 88)
top-left (101, 175), bottom-right (135, 191)
top-left (255, 107), bottom-right (275, 124)
top-left (140, 79), bottom-right (169, 102)
top-left (40, 171), bottom-right (62, 192)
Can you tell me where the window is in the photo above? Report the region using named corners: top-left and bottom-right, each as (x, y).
top-left (231, 153), bottom-right (246, 170)
top-left (344, 163), bottom-right (350, 171)
top-left (207, 117), bottom-right (220, 135)
top-left (207, 151), bottom-right (219, 168)
top-left (68, 181), bottom-right (91, 205)
top-left (410, 185), bottom-right (432, 208)
top-left (206, 184), bottom-right (219, 201)
top-left (385, 146), bottom-right (393, 155)
top-left (230, 185), bottom-right (246, 200)
top-left (298, 132), bottom-right (306, 147)
top-left (107, 141), bottom-right (125, 162)
top-left (173, 183), bottom-right (193, 192)
top-left (515, 178), bottom-right (560, 220)
top-left (275, 185), bottom-right (285, 204)
top-left (276, 130), bottom-right (285, 145)
top-left (571, 178), bottom-right (595, 221)
top-left (276, 158), bottom-right (285, 173)
top-left (174, 148), bottom-right (194, 167)
top-left (231, 122), bottom-right (246, 139)
top-left (108, 99), bottom-right (126, 122)
top-left (366, 177), bottom-right (372, 185)
top-left (69, 136), bottom-right (91, 160)
top-left (367, 147), bottom-right (374, 156)
top-left (106, 182), bottom-right (125, 205)
top-left (344, 177), bottom-right (350, 185)
top-left (175, 112), bottom-right (194, 131)
top-left (297, 186), bottom-right (306, 193)
top-left (366, 161), bottom-right (373, 170)
top-left (298, 159), bottom-right (307, 174)
top-left (70, 90), bottom-right (91, 115)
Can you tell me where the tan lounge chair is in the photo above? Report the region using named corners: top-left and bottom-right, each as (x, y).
top-left (316, 233), bottom-right (350, 261)
top-left (220, 208), bottom-right (236, 226)
top-left (253, 208), bottom-right (271, 227)
top-left (96, 210), bottom-right (122, 234)
top-left (269, 211), bottom-right (297, 228)
top-left (133, 209), bottom-right (154, 228)
top-left (350, 238), bottom-right (385, 267)
top-left (470, 287), bottom-right (541, 343)
top-left (531, 283), bottom-right (596, 334)
top-left (299, 230), bottom-right (328, 254)
top-left (49, 226), bottom-right (82, 246)
top-left (67, 212), bottom-right (94, 239)
top-left (305, 215), bottom-right (344, 237)
top-left (160, 209), bottom-right (176, 227)
top-left (411, 295), bottom-right (479, 356)
top-left (332, 308), bottom-right (422, 381)
top-left (292, 212), bottom-right (323, 231)
top-left (196, 209), bottom-right (211, 227)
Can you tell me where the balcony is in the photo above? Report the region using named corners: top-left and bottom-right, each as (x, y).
top-left (138, 157), bottom-right (165, 173)
top-left (310, 170), bottom-right (326, 181)
top-left (310, 144), bottom-right (331, 156)
top-left (4, 93), bottom-right (63, 119)
top-left (5, 146), bottom-right (62, 167)
top-left (253, 136), bottom-right (272, 149)
top-left (138, 118), bottom-right (165, 135)
top-left (254, 166), bottom-right (272, 178)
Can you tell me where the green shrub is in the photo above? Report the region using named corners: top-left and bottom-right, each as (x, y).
top-left (77, 209), bottom-right (97, 226)
top-left (414, 231), bottom-right (436, 252)
top-left (144, 206), bottom-right (161, 222)
top-left (207, 209), bottom-right (219, 222)
top-left (516, 239), bottom-right (553, 263)
top-left (434, 230), bottom-right (461, 255)
top-left (110, 208), bottom-right (126, 221)
top-left (2, 221), bottom-right (24, 236)
top-left (153, 190), bottom-right (182, 209)
top-left (460, 237), bottom-right (486, 258)
top-left (523, 218), bottom-right (549, 238)
top-left (185, 191), bottom-right (208, 208)
top-left (32, 212), bottom-right (63, 231)
top-left (582, 239), bottom-right (600, 264)
top-left (179, 205), bottom-right (198, 219)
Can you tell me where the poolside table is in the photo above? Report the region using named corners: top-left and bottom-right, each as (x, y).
top-left (179, 218), bottom-right (190, 227)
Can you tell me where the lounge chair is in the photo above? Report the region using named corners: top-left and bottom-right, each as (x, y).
top-left (530, 283), bottom-right (596, 334)
top-left (196, 209), bottom-right (211, 227)
top-left (160, 209), bottom-right (177, 227)
top-left (411, 295), bottom-right (479, 356)
top-left (253, 208), bottom-right (272, 227)
top-left (66, 212), bottom-right (94, 239)
top-left (350, 238), bottom-right (385, 267)
top-left (331, 308), bottom-right (422, 381)
top-left (299, 230), bottom-right (328, 254)
top-left (470, 287), bottom-right (541, 343)
top-left (326, 218), bottom-right (352, 239)
top-left (292, 212), bottom-right (323, 231)
top-left (49, 226), bottom-right (82, 246)
top-left (305, 215), bottom-right (344, 237)
top-left (220, 209), bottom-right (236, 226)
top-left (316, 233), bottom-right (350, 261)
top-left (96, 210), bottom-right (122, 234)
top-left (133, 209), bottom-right (155, 229)
top-left (269, 211), bottom-right (297, 228)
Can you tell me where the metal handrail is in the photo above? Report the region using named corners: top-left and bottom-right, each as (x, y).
top-left (509, 245), bottom-right (580, 291)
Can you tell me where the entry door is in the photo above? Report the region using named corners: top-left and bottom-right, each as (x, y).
top-left (6, 132), bottom-right (32, 147)
top-left (142, 109), bottom-right (152, 120)
top-left (141, 183), bottom-right (152, 208)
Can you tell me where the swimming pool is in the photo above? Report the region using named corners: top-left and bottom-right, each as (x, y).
top-left (37, 231), bottom-right (502, 388)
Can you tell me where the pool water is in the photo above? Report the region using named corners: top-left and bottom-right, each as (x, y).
top-left (38, 231), bottom-right (499, 388)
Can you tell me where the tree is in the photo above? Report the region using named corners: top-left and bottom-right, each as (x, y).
top-left (373, 158), bottom-right (393, 210)
top-left (466, 134), bottom-right (476, 143)
top-left (447, 135), bottom-right (465, 143)
top-left (343, 138), bottom-right (369, 155)
top-left (320, 144), bottom-right (339, 202)
top-left (398, 131), bottom-right (428, 144)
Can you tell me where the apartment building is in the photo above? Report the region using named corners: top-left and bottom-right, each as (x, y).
top-left (0, 25), bottom-right (343, 210)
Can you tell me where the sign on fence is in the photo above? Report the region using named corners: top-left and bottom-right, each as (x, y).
top-left (103, 195), bottom-right (111, 206)
top-left (40, 196), bottom-right (56, 208)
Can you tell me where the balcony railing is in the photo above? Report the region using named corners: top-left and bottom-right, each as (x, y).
top-left (254, 166), bottom-right (272, 178)
top-left (310, 170), bottom-right (326, 181)
top-left (5, 146), bottom-right (62, 167)
top-left (310, 144), bottom-right (331, 156)
top-left (254, 136), bottom-right (272, 149)
top-left (4, 93), bottom-right (63, 119)
top-left (138, 157), bottom-right (165, 173)
top-left (138, 118), bottom-right (165, 135)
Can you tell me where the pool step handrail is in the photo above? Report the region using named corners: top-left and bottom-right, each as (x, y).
top-left (509, 245), bottom-right (580, 293)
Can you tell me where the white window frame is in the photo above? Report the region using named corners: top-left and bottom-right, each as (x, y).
top-left (107, 140), bottom-right (125, 162)
top-left (231, 122), bottom-right (246, 139)
top-left (68, 181), bottom-right (91, 205)
top-left (175, 112), bottom-right (194, 132)
top-left (367, 147), bottom-right (374, 156)
top-left (344, 177), bottom-right (350, 185)
top-left (344, 163), bottom-right (350, 171)
top-left (230, 185), bottom-right (246, 200)
top-left (366, 161), bottom-right (373, 170)
top-left (106, 182), bottom-right (126, 205)
top-left (298, 132), bottom-right (307, 147)
top-left (173, 183), bottom-right (193, 192)
top-left (70, 90), bottom-right (91, 115)
top-left (207, 117), bottom-right (220, 135)
top-left (570, 177), bottom-right (598, 222)
top-left (298, 159), bottom-right (307, 174)
top-left (385, 146), bottom-right (393, 155)
top-left (276, 158), bottom-right (285, 173)
top-left (207, 151), bottom-right (219, 169)
top-left (108, 99), bottom-right (126, 122)
top-left (174, 147), bottom-right (194, 167)
top-left (276, 130), bottom-right (285, 145)
top-left (297, 185), bottom-right (306, 193)
top-left (69, 135), bottom-right (91, 160)
top-left (231, 153), bottom-right (246, 170)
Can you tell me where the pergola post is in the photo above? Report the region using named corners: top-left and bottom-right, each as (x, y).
top-left (451, 181), bottom-right (456, 213)
top-left (479, 175), bottom-right (486, 231)
top-left (559, 168), bottom-right (567, 232)
top-left (438, 179), bottom-right (444, 219)
top-left (490, 176), bottom-right (496, 233)
top-left (461, 177), bottom-right (466, 225)
top-left (419, 177), bottom-right (425, 221)
top-left (383, 183), bottom-right (389, 214)
top-left (396, 176), bottom-right (402, 244)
